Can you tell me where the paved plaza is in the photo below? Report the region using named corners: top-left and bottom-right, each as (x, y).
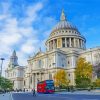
top-left (0, 91), bottom-right (100, 100)
top-left (0, 93), bottom-right (12, 100)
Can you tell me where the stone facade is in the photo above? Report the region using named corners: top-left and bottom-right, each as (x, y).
top-left (23, 10), bottom-right (96, 90)
top-left (5, 50), bottom-right (24, 90)
top-left (6, 10), bottom-right (100, 90)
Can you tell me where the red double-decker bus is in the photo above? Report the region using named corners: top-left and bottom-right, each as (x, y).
top-left (37, 80), bottom-right (55, 93)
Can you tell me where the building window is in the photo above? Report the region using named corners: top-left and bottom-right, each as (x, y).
top-left (62, 64), bottom-right (64, 67)
top-left (68, 61), bottom-right (70, 64)
top-left (38, 60), bottom-right (41, 68)
top-left (30, 77), bottom-right (32, 84)
top-left (49, 73), bottom-right (52, 80)
top-left (24, 80), bottom-right (25, 86)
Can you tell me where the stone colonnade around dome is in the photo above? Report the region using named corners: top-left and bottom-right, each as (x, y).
top-left (47, 37), bottom-right (85, 51)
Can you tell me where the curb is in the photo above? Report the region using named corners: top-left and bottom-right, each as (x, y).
top-left (56, 92), bottom-right (100, 95)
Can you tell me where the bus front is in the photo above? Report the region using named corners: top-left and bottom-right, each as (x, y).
top-left (45, 80), bottom-right (55, 93)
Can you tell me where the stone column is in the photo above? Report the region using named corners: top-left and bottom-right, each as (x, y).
top-left (70, 38), bottom-right (71, 47)
top-left (51, 40), bottom-right (53, 50)
top-left (65, 38), bottom-right (67, 47)
top-left (74, 38), bottom-right (76, 47)
top-left (81, 40), bottom-right (82, 48)
top-left (49, 42), bottom-right (50, 50)
top-left (78, 39), bottom-right (79, 48)
top-left (33, 73), bottom-right (35, 88)
top-left (55, 39), bottom-right (57, 48)
top-left (53, 40), bottom-right (55, 49)
top-left (47, 43), bottom-right (49, 51)
top-left (40, 73), bottom-right (42, 81)
top-left (64, 38), bottom-right (66, 47)
top-left (35, 73), bottom-right (37, 89)
top-left (50, 41), bottom-right (52, 50)
top-left (50, 41), bottom-right (51, 50)
top-left (31, 73), bottom-right (33, 88)
top-left (39, 73), bottom-right (40, 81)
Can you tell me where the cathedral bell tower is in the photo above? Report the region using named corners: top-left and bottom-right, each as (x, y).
top-left (9, 50), bottom-right (19, 68)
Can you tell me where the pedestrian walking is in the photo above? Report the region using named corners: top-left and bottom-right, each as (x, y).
top-left (32, 89), bottom-right (36, 96)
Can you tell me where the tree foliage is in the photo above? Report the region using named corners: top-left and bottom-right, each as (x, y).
top-left (54, 69), bottom-right (69, 88)
top-left (93, 78), bottom-right (100, 87)
top-left (75, 57), bottom-right (93, 88)
top-left (0, 76), bottom-right (13, 90)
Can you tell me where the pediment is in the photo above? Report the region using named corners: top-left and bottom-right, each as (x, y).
top-left (35, 52), bottom-right (44, 57)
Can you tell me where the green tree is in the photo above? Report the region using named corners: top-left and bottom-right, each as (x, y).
top-left (75, 57), bottom-right (93, 88)
top-left (0, 76), bottom-right (13, 90)
top-left (54, 69), bottom-right (69, 88)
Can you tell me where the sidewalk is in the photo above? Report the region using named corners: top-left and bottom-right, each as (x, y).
top-left (56, 90), bottom-right (100, 95)
top-left (0, 93), bottom-right (12, 100)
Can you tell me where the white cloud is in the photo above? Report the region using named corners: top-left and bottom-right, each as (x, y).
top-left (19, 27), bottom-right (38, 37)
top-left (26, 2), bottom-right (43, 17)
top-left (0, 15), bottom-right (6, 20)
top-left (0, 2), bottom-right (44, 53)
top-left (21, 39), bottom-right (40, 54)
top-left (1, 34), bottom-right (21, 46)
top-left (0, 1), bottom-right (44, 76)
top-left (17, 51), bottom-right (28, 66)
top-left (0, 1), bottom-right (57, 77)
top-left (21, 2), bottom-right (43, 26)
top-left (0, 44), bottom-right (11, 56)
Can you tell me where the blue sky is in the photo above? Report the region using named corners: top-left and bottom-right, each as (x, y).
top-left (0, 0), bottom-right (100, 74)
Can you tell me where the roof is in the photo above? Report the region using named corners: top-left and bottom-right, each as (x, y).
top-left (52, 10), bottom-right (78, 32)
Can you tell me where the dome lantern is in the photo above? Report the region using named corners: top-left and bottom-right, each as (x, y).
top-left (60, 9), bottom-right (66, 21)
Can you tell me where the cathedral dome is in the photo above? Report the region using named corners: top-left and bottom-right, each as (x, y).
top-left (52, 10), bottom-right (78, 33)
top-left (45, 10), bottom-right (86, 52)
top-left (52, 10), bottom-right (77, 32)
top-left (52, 21), bottom-right (77, 32)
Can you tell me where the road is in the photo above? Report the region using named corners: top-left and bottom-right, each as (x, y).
top-left (12, 92), bottom-right (100, 100)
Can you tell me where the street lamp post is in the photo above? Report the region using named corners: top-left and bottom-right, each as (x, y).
top-left (0, 58), bottom-right (5, 89)
top-left (0, 58), bottom-right (5, 77)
